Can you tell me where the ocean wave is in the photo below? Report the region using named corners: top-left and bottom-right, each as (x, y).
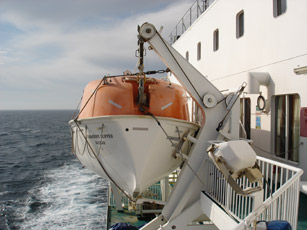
top-left (0, 209), bottom-right (10, 230)
top-left (0, 110), bottom-right (85, 229)
top-left (15, 162), bottom-right (108, 230)
top-left (0, 191), bottom-right (9, 197)
top-left (29, 139), bottom-right (60, 148)
top-left (33, 142), bottom-right (47, 147)
top-left (13, 128), bottom-right (32, 133)
top-left (27, 200), bottom-right (49, 214)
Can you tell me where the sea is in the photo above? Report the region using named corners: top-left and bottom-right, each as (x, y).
top-left (1, 110), bottom-right (307, 230)
top-left (0, 110), bottom-right (108, 230)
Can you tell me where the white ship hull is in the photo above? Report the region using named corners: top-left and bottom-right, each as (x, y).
top-left (70, 115), bottom-right (199, 198)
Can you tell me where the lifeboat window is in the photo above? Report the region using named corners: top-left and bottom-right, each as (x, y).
top-left (273, 0), bottom-right (287, 17)
top-left (273, 94), bottom-right (300, 162)
top-left (213, 29), bottom-right (219, 51)
top-left (236, 10), bottom-right (244, 38)
top-left (240, 98), bottom-right (251, 139)
top-left (186, 51), bottom-right (189, 61)
top-left (197, 42), bottom-right (201, 61)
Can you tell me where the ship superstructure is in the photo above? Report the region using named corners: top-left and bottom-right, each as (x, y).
top-left (70, 0), bottom-right (307, 229)
top-left (170, 0), bottom-right (307, 185)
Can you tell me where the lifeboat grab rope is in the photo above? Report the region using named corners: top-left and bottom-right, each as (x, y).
top-left (73, 68), bottom-right (169, 121)
top-left (73, 120), bottom-right (137, 202)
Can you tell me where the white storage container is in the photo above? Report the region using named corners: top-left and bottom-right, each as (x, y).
top-left (214, 140), bottom-right (256, 172)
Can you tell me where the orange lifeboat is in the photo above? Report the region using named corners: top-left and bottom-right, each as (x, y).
top-left (78, 76), bottom-right (189, 120)
top-left (70, 75), bottom-right (199, 198)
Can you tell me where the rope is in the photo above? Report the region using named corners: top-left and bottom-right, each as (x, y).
top-left (72, 95), bottom-right (83, 119)
top-left (253, 142), bottom-right (303, 156)
top-left (73, 120), bottom-right (136, 202)
top-left (74, 77), bottom-right (104, 120)
top-left (155, 32), bottom-right (203, 103)
top-left (216, 82), bottom-right (246, 132)
top-left (143, 109), bottom-right (175, 146)
top-left (184, 158), bottom-right (208, 187)
top-left (216, 96), bottom-right (226, 105)
top-left (144, 108), bottom-right (208, 187)
top-left (73, 69), bottom-right (169, 120)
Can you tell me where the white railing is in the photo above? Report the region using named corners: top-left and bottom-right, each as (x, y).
top-left (205, 156), bottom-right (303, 229)
top-left (245, 157), bottom-right (303, 228)
top-left (169, 0), bottom-right (216, 44)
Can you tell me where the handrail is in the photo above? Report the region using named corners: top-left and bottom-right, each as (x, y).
top-left (257, 155), bottom-right (303, 172)
top-left (205, 155), bottom-right (303, 229)
top-left (169, 0), bottom-right (215, 44)
top-left (244, 171), bottom-right (302, 226)
top-left (243, 157), bottom-right (303, 228)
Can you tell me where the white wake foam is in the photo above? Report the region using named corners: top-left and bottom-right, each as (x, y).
top-left (19, 161), bottom-right (108, 230)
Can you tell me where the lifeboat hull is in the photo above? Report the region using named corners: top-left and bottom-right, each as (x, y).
top-left (69, 115), bottom-right (199, 198)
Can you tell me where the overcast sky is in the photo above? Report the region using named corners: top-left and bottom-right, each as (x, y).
top-left (0, 0), bottom-right (194, 110)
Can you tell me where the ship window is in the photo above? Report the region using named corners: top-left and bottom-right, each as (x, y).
top-left (240, 98), bottom-right (251, 139)
top-left (274, 94), bottom-right (300, 162)
top-left (186, 51), bottom-right (189, 61)
top-left (236, 10), bottom-right (244, 38)
top-left (197, 42), bottom-right (201, 61)
top-left (273, 0), bottom-right (287, 17)
top-left (213, 29), bottom-right (219, 51)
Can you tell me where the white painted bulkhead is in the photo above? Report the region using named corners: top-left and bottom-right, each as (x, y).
top-left (172, 0), bottom-right (307, 180)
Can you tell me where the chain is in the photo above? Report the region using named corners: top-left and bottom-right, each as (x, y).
top-left (104, 68), bottom-right (170, 80)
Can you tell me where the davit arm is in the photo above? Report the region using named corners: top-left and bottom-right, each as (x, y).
top-left (138, 23), bottom-right (261, 230)
top-left (138, 22), bottom-right (224, 115)
top-left (138, 23), bottom-right (230, 225)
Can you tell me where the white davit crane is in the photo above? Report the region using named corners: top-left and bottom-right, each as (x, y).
top-left (137, 23), bottom-right (265, 230)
